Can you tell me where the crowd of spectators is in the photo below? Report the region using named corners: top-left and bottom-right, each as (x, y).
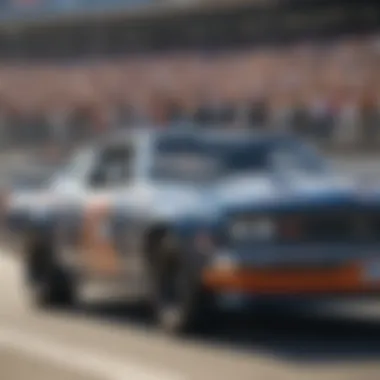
top-left (0, 33), bottom-right (379, 150)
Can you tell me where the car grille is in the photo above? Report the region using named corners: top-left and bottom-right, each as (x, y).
top-left (300, 214), bottom-right (362, 242)
top-left (230, 211), bottom-right (380, 244)
top-left (283, 212), bottom-right (380, 243)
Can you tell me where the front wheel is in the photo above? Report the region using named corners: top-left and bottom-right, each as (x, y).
top-left (148, 236), bottom-right (214, 335)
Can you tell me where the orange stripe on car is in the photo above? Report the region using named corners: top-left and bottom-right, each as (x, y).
top-left (202, 263), bottom-right (380, 294)
top-left (81, 198), bottom-right (120, 276)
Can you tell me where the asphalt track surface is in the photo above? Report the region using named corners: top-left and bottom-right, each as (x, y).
top-left (2, 155), bottom-right (380, 380)
top-left (3, 251), bottom-right (380, 380)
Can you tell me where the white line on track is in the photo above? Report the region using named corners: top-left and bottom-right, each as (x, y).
top-left (0, 326), bottom-right (184, 380)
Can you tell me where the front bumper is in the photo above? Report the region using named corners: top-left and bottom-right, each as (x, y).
top-left (202, 245), bottom-right (380, 295)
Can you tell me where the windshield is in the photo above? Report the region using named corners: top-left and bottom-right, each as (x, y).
top-left (151, 135), bottom-right (327, 182)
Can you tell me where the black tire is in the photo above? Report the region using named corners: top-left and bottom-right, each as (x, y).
top-left (148, 233), bottom-right (214, 335)
top-left (26, 239), bottom-right (76, 309)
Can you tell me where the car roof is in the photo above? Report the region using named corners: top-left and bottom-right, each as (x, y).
top-left (154, 129), bottom-right (291, 143)
top-left (94, 127), bottom-right (294, 149)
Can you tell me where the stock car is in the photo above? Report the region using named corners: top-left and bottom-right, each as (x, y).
top-left (5, 128), bottom-right (380, 334)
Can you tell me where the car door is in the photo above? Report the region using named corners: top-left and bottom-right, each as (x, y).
top-left (80, 142), bottom-right (134, 278)
top-left (49, 149), bottom-right (94, 269)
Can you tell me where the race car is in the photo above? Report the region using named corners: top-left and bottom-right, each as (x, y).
top-left (5, 129), bottom-right (380, 334)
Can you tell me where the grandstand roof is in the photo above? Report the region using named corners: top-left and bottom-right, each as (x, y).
top-left (0, 0), bottom-right (298, 29)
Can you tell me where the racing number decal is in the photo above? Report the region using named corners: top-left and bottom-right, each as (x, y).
top-left (82, 200), bottom-right (120, 276)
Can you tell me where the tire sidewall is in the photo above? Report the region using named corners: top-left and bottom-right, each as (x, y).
top-left (149, 234), bottom-right (208, 334)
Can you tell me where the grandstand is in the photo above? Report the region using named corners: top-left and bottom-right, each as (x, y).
top-left (0, 0), bottom-right (379, 150)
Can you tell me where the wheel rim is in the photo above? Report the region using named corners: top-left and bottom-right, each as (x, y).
top-left (157, 260), bottom-right (188, 327)
top-left (160, 263), bottom-right (182, 308)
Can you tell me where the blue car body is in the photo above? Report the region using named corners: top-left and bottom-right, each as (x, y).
top-left (5, 129), bottom-right (380, 299)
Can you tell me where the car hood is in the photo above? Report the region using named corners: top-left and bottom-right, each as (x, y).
top-left (151, 170), bottom-right (374, 220)
top-left (215, 171), bottom-right (356, 207)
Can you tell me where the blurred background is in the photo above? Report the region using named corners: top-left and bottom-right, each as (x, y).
top-left (1, 3), bottom-right (380, 380)
top-left (0, 0), bottom-right (379, 180)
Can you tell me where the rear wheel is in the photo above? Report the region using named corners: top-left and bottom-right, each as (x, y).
top-left (26, 239), bottom-right (76, 309)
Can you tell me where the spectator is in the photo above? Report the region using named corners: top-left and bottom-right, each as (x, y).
top-left (269, 96), bottom-right (294, 133)
top-left (247, 95), bottom-right (269, 129)
top-left (290, 98), bottom-right (309, 137)
top-left (308, 94), bottom-right (334, 140)
top-left (334, 93), bottom-right (360, 147)
top-left (0, 33), bottom-right (379, 150)
top-left (360, 92), bottom-right (379, 147)
top-left (47, 105), bottom-right (71, 146)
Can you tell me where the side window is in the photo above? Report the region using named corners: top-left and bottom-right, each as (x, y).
top-left (88, 144), bottom-right (133, 189)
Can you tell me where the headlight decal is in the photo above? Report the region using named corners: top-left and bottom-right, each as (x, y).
top-left (230, 217), bottom-right (276, 240)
